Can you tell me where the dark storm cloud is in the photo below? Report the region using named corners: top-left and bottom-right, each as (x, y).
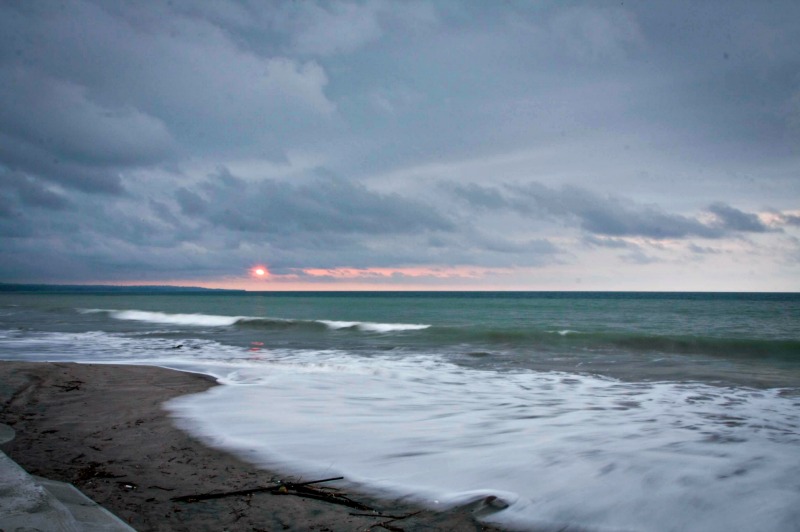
top-left (178, 171), bottom-right (453, 236)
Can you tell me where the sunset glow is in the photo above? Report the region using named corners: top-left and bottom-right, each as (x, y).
top-left (251, 266), bottom-right (268, 278)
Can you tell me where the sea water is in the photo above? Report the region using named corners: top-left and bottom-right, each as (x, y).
top-left (1, 291), bottom-right (798, 531)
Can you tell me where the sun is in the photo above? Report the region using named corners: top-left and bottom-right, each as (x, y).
top-left (251, 266), bottom-right (269, 278)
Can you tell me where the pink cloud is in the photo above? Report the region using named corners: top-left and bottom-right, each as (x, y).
top-left (299, 266), bottom-right (508, 279)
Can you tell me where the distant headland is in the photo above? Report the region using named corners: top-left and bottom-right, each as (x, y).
top-left (0, 283), bottom-right (246, 294)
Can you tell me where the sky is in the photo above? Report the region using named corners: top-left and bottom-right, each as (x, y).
top-left (0, 0), bottom-right (798, 291)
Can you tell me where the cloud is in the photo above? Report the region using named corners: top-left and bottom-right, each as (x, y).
top-left (451, 181), bottom-right (725, 239)
top-left (0, 1), bottom-right (336, 180)
top-left (0, 67), bottom-right (176, 193)
top-left (288, 1), bottom-right (384, 56)
top-left (687, 243), bottom-right (723, 255)
top-left (0, 1), bottom-right (797, 289)
top-left (445, 182), bottom-right (510, 211)
top-left (541, 186), bottom-right (717, 239)
top-left (707, 202), bottom-right (771, 233)
top-left (269, 0), bottom-right (437, 57)
top-left (0, 68), bottom-right (175, 167)
top-left (758, 209), bottom-right (800, 228)
top-left (582, 235), bottom-right (637, 249)
top-left (619, 248), bottom-right (659, 265)
top-left (0, 133), bottom-right (125, 194)
top-left (779, 213), bottom-right (800, 226)
top-left (175, 188), bottom-right (209, 217)
top-left (447, 180), bottom-right (792, 244)
top-left (179, 170), bottom-right (453, 237)
top-left (547, 6), bottom-right (645, 62)
top-left (0, 172), bottom-right (70, 210)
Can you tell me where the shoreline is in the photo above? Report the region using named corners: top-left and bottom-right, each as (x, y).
top-left (0, 361), bottom-right (505, 531)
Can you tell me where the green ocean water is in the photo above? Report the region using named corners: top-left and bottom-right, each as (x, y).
top-left (1, 291), bottom-right (799, 531)
top-left (1, 291), bottom-right (798, 387)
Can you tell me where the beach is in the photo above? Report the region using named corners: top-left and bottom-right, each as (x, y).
top-left (0, 361), bottom-right (502, 532)
top-left (1, 291), bottom-right (798, 531)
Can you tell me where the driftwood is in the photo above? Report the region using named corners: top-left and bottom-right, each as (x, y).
top-left (171, 476), bottom-right (373, 511)
top-left (53, 380), bottom-right (84, 392)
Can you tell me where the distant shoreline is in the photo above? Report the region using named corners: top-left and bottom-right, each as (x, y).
top-left (1, 284), bottom-right (797, 299)
top-left (0, 283), bottom-right (246, 294)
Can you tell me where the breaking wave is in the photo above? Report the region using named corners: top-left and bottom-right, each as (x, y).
top-left (78, 308), bottom-right (798, 359)
top-left (81, 308), bottom-right (431, 334)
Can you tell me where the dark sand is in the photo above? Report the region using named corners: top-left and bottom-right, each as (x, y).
top-left (0, 361), bottom-right (506, 531)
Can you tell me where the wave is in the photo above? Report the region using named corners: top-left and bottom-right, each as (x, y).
top-left (548, 329), bottom-right (580, 336)
top-left (445, 327), bottom-right (800, 360)
top-left (82, 308), bottom-right (431, 334)
top-left (166, 351), bottom-right (800, 532)
top-left (319, 320), bottom-right (430, 333)
top-left (78, 308), bottom-right (797, 359)
top-left (111, 310), bottom-right (243, 327)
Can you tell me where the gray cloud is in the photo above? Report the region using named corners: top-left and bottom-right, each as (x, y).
top-left (518, 184), bottom-right (719, 239)
top-left (449, 181), bottom-right (743, 240)
top-left (688, 243), bottom-right (723, 255)
top-left (0, 172), bottom-right (70, 210)
top-left (780, 214), bottom-right (800, 226)
top-left (0, 0), bottom-right (335, 195)
top-left (0, 68), bottom-right (175, 167)
top-left (707, 202), bottom-right (771, 233)
top-left (619, 248), bottom-right (659, 265)
top-left (582, 235), bottom-right (637, 249)
top-left (0, 1), bottom-right (797, 288)
top-left (0, 193), bottom-right (19, 220)
top-left (180, 170), bottom-right (453, 237)
top-left (0, 132), bottom-right (125, 194)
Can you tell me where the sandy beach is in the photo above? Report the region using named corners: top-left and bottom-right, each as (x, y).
top-left (0, 361), bottom-right (504, 532)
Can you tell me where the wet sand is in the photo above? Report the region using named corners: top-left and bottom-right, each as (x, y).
top-left (0, 361), bottom-right (505, 532)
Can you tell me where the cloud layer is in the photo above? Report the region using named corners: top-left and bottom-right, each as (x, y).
top-left (1, 1), bottom-right (798, 290)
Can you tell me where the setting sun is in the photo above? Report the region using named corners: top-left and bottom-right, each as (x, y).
top-left (251, 266), bottom-right (269, 278)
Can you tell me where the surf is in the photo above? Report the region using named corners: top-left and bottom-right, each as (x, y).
top-left (82, 308), bottom-right (432, 334)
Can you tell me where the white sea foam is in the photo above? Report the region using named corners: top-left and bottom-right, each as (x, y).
top-left (319, 320), bottom-right (430, 332)
top-left (552, 329), bottom-right (580, 336)
top-left (2, 327), bottom-right (798, 531)
top-left (109, 310), bottom-right (242, 327)
top-left (83, 308), bottom-right (430, 332)
top-left (0, 328), bottom-right (248, 365)
top-left (166, 351), bottom-right (800, 532)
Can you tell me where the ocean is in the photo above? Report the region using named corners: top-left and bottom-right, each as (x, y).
top-left (1, 291), bottom-right (798, 531)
